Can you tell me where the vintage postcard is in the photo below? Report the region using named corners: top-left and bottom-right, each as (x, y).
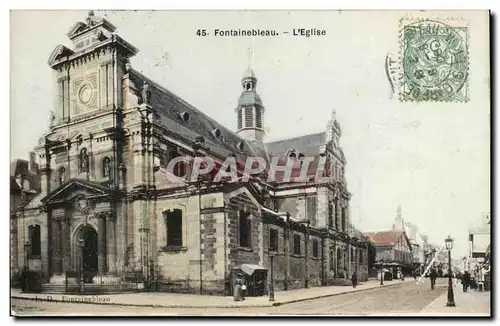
top-left (10, 10), bottom-right (490, 317)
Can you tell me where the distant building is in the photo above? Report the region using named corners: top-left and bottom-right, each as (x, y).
top-left (467, 213), bottom-right (490, 280)
top-left (390, 205), bottom-right (425, 271)
top-left (10, 155), bottom-right (40, 276)
top-left (469, 213), bottom-right (490, 261)
top-left (366, 228), bottom-right (413, 277)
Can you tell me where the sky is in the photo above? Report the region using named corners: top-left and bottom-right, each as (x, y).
top-left (10, 10), bottom-right (490, 257)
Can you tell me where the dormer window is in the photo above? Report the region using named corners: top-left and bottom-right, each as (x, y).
top-left (236, 141), bottom-right (244, 151)
top-left (179, 111), bottom-right (190, 123)
top-left (287, 149), bottom-right (300, 159)
top-left (195, 136), bottom-right (205, 144)
top-left (211, 128), bottom-right (221, 139)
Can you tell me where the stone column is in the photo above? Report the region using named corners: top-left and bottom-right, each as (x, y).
top-left (61, 215), bottom-right (70, 272)
top-left (106, 213), bottom-right (116, 274)
top-left (97, 213), bottom-right (107, 274)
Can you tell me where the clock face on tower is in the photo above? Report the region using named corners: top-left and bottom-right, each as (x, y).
top-left (78, 82), bottom-right (95, 105)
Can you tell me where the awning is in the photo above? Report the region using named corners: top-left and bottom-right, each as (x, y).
top-left (235, 264), bottom-right (267, 276)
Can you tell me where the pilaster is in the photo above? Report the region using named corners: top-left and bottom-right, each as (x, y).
top-left (97, 213), bottom-right (107, 274)
top-left (106, 212), bottom-right (116, 274)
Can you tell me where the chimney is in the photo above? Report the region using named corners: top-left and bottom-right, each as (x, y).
top-left (28, 152), bottom-right (37, 173)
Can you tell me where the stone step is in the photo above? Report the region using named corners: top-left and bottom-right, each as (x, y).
top-left (40, 283), bottom-right (140, 294)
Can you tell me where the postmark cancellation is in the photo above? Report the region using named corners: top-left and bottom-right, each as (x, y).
top-left (398, 17), bottom-right (469, 103)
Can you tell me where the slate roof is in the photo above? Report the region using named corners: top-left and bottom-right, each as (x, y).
top-left (10, 159), bottom-right (29, 177)
top-left (265, 132), bottom-right (326, 157)
top-left (10, 159), bottom-right (40, 193)
top-left (238, 92), bottom-right (263, 107)
top-left (129, 69), bottom-right (256, 163)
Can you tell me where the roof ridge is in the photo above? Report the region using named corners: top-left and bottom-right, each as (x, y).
top-left (265, 132), bottom-right (325, 145)
top-left (129, 68), bottom-right (244, 140)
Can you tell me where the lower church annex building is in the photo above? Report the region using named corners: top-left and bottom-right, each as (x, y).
top-left (11, 11), bottom-right (369, 295)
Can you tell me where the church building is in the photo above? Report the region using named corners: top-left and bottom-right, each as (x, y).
top-left (11, 11), bottom-right (369, 295)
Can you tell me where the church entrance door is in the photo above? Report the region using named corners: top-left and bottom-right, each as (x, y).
top-left (80, 226), bottom-right (98, 282)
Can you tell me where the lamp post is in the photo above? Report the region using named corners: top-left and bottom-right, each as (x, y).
top-left (445, 236), bottom-right (456, 307)
top-left (78, 238), bottom-right (85, 294)
top-left (268, 251), bottom-right (275, 301)
top-left (380, 259), bottom-right (384, 286)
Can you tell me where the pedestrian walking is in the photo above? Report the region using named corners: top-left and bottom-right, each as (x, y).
top-left (430, 268), bottom-right (438, 290)
top-left (462, 271), bottom-right (471, 293)
top-left (351, 272), bottom-right (358, 288)
top-left (233, 277), bottom-right (243, 301)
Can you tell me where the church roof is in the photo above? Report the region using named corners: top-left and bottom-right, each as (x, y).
top-left (238, 91), bottom-right (263, 107)
top-left (129, 69), bottom-right (256, 162)
top-left (266, 132), bottom-right (325, 156)
top-left (10, 159), bottom-right (28, 177)
top-left (10, 159), bottom-right (40, 193)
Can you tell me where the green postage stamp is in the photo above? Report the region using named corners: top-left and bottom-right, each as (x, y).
top-left (399, 17), bottom-right (469, 102)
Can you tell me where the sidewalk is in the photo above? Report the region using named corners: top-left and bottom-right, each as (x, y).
top-left (11, 279), bottom-right (414, 309)
top-left (419, 287), bottom-right (491, 316)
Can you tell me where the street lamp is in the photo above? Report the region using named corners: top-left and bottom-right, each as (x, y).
top-left (445, 236), bottom-right (456, 307)
top-left (78, 238), bottom-right (85, 294)
top-left (380, 259), bottom-right (384, 286)
top-left (268, 251), bottom-right (275, 301)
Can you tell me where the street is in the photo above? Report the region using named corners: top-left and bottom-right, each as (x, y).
top-left (12, 280), bottom-right (456, 316)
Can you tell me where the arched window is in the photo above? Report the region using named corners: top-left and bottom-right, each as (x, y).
top-left (28, 224), bottom-right (41, 257)
top-left (293, 234), bottom-right (301, 255)
top-left (169, 151), bottom-right (186, 177)
top-left (336, 248), bottom-right (342, 272)
top-left (269, 228), bottom-right (278, 252)
top-left (239, 210), bottom-right (251, 248)
top-left (102, 157), bottom-right (111, 178)
top-left (58, 167), bottom-right (66, 186)
top-left (359, 249), bottom-right (363, 263)
top-left (79, 148), bottom-right (89, 173)
top-left (164, 209), bottom-right (183, 247)
top-left (312, 239), bottom-right (319, 258)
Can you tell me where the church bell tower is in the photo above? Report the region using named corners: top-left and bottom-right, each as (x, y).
top-left (235, 68), bottom-right (265, 141)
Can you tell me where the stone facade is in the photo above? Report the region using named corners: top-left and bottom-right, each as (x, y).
top-left (10, 12), bottom-right (369, 295)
